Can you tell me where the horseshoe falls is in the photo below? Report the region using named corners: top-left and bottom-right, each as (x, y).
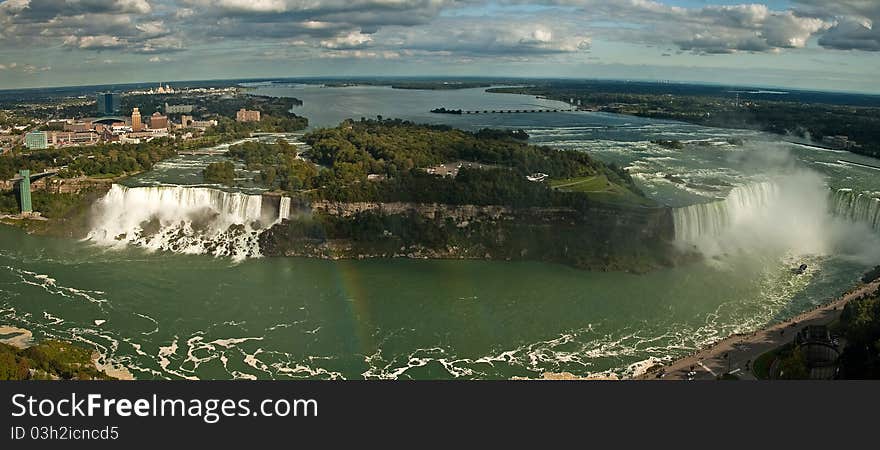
top-left (673, 182), bottom-right (778, 245)
top-left (672, 174), bottom-right (880, 263)
top-left (830, 189), bottom-right (880, 231)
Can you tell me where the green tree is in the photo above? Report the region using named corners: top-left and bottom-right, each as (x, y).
top-left (203, 161), bottom-right (236, 185)
top-left (776, 347), bottom-right (810, 379)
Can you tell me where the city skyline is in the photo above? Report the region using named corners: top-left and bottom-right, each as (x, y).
top-left (0, 1), bottom-right (879, 93)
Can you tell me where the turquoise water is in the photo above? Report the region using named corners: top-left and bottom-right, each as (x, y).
top-left (0, 226), bottom-right (863, 379)
top-left (1, 84), bottom-right (879, 379)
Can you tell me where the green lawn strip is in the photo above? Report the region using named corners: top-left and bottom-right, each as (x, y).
top-left (551, 175), bottom-right (653, 206)
top-left (550, 175), bottom-right (609, 191)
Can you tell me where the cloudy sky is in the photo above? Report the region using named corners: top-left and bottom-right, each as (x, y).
top-left (0, 0), bottom-right (878, 92)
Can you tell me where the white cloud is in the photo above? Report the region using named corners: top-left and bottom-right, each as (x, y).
top-left (391, 19), bottom-right (592, 57)
top-left (320, 31), bottom-right (373, 49)
top-left (0, 0), bottom-right (177, 53)
top-left (1, 0), bottom-right (879, 73)
top-left (136, 21), bottom-right (170, 38)
top-left (64, 34), bottom-right (128, 50)
top-left (136, 36), bottom-right (185, 53)
top-left (319, 49), bottom-right (401, 59)
top-left (544, 0), bottom-right (830, 53)
top-left (794, 0), bottom-right (880, 51)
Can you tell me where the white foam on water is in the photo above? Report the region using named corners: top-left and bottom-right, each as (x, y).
top-left (157, 336), bottom-right (199, 380)
top-left (3, 266), bottom-right (107, 305)
top-left (135, 313), bottom-right (159, 335)
top-left (354, 253), bottom-right (825, 380)
top-left (42, 312), bottom-right (64, 325)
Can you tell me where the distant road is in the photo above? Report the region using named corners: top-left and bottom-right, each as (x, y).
top-left (838, 159), bottom-right (880, 171)
top-left (784, 140), bottom-right (847, 153)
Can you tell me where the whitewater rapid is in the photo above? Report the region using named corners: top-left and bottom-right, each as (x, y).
top-left (87, 185), bottom-right (291, 259)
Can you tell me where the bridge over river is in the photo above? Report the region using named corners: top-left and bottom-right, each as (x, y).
top-left (462, 108), bottom-right (577, 114)
top-left (432, 107), bottom-right (578, 115)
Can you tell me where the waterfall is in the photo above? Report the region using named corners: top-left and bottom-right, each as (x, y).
top-left (673, 182), bottom-right (778, 244)
top-left (672, 175), bottom-right (880, 260)
top-left (830, 189), bottom-right (880, 231)
top-left (87, 185), bottom-right (290, 259)
top-left (279, 197), bottom-right (291, 221)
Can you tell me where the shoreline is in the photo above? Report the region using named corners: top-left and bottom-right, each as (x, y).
top-left (1, 324), bottom-right (134, 380)
top-left (636, 280), bottom-right (880, 380)
top-left (0, 325), bottom-right (34, 348)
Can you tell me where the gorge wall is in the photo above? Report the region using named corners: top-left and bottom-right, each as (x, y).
top-left (261, 200), bottom-right (676, 272)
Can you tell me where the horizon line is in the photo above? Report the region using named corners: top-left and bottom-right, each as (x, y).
top-left (2, 75), bottom-right (879, 98)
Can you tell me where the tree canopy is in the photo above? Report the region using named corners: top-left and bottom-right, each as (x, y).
top-left (224, 118), bottom-right (645, 209)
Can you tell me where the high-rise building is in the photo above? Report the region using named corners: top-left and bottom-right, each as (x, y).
top-left (96, 92), bottom-right (120, 115)
top-left (149, 112), bottom-right (169, 130)
top-left (131, 107), bottom-right (143, 132)
top-left (236, 108), bottom-right (261, 122)
top-left (24, 131), bottom-right (48, 149)
top-left (165, 103), bottom-right (194, 114)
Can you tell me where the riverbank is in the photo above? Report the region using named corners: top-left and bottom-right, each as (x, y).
top-left (1, 325), bottom-right (133, 380)
top-left (636, 280), bottom-right (880, 380)
top-left (0, 325), bottom-right (33, 348)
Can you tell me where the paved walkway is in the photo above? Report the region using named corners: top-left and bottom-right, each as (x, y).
top-left (637, 281), bottom-right (880, 380)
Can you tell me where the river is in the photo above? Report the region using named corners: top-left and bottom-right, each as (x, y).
top-left (1, 83), bottom-right (879, 379)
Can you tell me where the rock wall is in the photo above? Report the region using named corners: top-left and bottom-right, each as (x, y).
top-left (263, 200), bottom-right (677, 272)
top-left (310, 200), bottom-right (511, 221)
top-left (1, 176), bottom-right (113, 194)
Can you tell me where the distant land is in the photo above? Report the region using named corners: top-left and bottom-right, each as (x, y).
top-left (3, 77), bottom-right (880, 107)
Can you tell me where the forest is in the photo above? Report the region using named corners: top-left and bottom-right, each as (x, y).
top-left (203, 161), bottom-right (236, 185)
top-left (225, 118), bottom-right (645, 209)
top-left (0, 139), bottom-right (178, 180)
top-left (227, 138), bottom-right (318, 191)
top-left (0, 340), bottom-right (116, 380)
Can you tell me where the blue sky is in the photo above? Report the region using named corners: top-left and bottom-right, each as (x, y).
top-left (0, 1), bottom-right (878, 92)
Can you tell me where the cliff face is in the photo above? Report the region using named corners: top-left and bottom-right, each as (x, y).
top-left (1, 176), bottom-right (115, 194)
top-left (260, 200), bottom-right (676, 272)
top-left (310, 200), bottom-right (510, 221)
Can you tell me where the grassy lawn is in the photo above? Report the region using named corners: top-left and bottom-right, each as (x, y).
top-left (551, 175), bottom-right (610, 192)
top-left (551, 175), bottom-right (655, 206)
